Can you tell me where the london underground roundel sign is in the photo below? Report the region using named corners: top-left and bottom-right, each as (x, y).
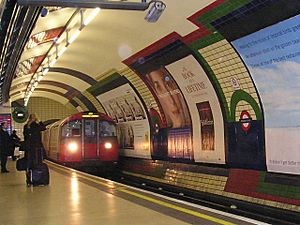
top-left (240, 110), bottom-right (252, 132)
top-left (12, 106), bottom-right (28, 123)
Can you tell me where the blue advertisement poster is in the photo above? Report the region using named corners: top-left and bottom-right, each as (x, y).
top-left (232, 15), bottom-right (300, 174)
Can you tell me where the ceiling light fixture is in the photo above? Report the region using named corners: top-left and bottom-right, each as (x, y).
top-left (83, 7), bottom-right (100, 26)
top-left (23, 7), bottom-right (101, 106)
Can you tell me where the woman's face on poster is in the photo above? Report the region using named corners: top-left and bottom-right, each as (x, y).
top-left (147, 68), bottom-right (186, 128)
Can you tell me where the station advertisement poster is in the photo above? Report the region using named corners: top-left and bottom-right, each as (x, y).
top-left (97, 83), bottom-right (151, 159)
top-left (232, 14), bottom-right (300, 174)
top-left (143, 66), bottom-right (193, 160)
top-left (0, 114), bottom-right (12, 134)
top-left (166, 55), bottom-right (225, 164)
top-left (197, 101), bottom-right (215, 151)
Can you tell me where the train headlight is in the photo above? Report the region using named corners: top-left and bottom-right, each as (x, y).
top-left (104, 142), bottom-right (112, 149)
top-left (68, 142), bottom-right (78, 152)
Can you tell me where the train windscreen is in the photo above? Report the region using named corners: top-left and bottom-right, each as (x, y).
top-left (61, 120), bottom-right (82, 137)
top-left (99, 121), bottom-right (116, 137)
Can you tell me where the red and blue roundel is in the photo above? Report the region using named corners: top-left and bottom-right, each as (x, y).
top-left (240, 110), bottom-right (252, 132)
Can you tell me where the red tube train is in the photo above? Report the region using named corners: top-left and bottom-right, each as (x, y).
top-left (42, 112), bottom-right (119, 166)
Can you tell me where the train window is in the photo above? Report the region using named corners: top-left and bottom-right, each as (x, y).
top-left (84, 120), bottom-right (96, 137)
top-left (72, 129), bottom-right (80, 136)
top-left (99, 121), bottom-right (116, 137)
top-left (61, 120), bottom-right (82, 137)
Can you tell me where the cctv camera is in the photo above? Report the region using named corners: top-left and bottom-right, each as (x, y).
top-left (144, 1), bottom-right (166, 23)
top-left (41, 8), bottom-right (49, 17)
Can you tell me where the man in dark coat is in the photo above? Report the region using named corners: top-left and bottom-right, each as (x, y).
top-left (24, 114), bottom-right (46, 185)
top-left (0, 122), bottom-right (10, 173)
top-left (9, 130), bottom-right (21, 160)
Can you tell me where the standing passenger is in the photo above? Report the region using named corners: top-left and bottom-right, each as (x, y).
top-left (24, 114), bottom-right (46, 185)
top-left (9, 130), bottom-right (21, 161)
top-left (0, 122), bottom-right (10, 173)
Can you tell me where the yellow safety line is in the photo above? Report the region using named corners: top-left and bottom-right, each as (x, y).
top-left (47, 162), bottom-right (236, 225)
top-left (77, 173), bottom-right (115, 188)
top-left (47, 161), bottom-right (114, 188)
top-left (119, 188), bottom-right (236, 225)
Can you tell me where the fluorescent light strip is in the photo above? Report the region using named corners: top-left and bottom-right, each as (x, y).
top-left (24, 8), bottom-right (100, 104)
top-left (42, 68), bottom-right (49, 75)
top-left (57, 46), bottom-right (67, 57)
top-left (49, 59), bottom-right (57, 67)
top-left (37, 74), bottom-right (43, 82)
top-left (83, 7), bottom-right (100, 26)
top-left (68, 29), bottom-right (81, 44)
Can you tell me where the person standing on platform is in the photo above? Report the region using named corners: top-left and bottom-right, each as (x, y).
top-left (0, 122), bottom-right (10, 173)
top-left (24, 114), bottom-right (46, 185)
top-left (9, 130), bottom-right (21, 160)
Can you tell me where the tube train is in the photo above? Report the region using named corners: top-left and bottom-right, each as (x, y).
top-left (42, 112), bottom-right (119, 166)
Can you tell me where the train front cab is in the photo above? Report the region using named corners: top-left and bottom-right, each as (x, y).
top-left (60, 115), bottom-right (119, 164)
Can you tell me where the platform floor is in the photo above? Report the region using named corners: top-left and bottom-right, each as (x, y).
top-left (0, 159), bottom-right (270, 225)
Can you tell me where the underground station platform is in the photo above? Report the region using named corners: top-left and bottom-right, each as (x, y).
top-left (0, 160), bottom-right (272, 225)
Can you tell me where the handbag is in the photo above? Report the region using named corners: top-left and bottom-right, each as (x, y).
top-left (19, 141), bottom-right (25, 152)
top-left (16, 157), bottom-right (27, 171)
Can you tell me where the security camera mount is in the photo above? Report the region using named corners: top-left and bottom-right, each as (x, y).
top-left (144, 0), bottom-right (166, 23)
top-left (17, 0), bottom-right (165, 11)
top-left (18, 0), bottom-right (166, 22)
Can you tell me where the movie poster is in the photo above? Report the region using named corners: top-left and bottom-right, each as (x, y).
top-left (197, 102), bottom-right (214, 151)
top-left (97, 83), bottom-right (151, 158)
top-left (143, 66), bottom-right (193, 160)
top-left (144, 67), bottom-right (191, 128)
top-left (166, 55), bottom-right (225, 164)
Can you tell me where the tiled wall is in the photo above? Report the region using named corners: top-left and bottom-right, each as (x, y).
top-left (26, 97), bottom-right (77, 121)
top-left (120, 68), bottom-right (161, 116)
top-left (72, 97), bottom-right (88, 111)
top-left (11, 97), bottom-right (77, 139)
top-left (82, 90), bottom-right (105, 113)
top-left (198, 39), bottom-right (260, 121)
top-left (95, 68), bottom-right (118, 82)
top-left (120, 158), bottom-right (300, 213)
top-left (235, 100), bottom-right (256, 120)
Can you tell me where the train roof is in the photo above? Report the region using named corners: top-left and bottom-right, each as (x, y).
top-left (46, 112), bottom-right (115, 129)
top-left (65, 112), bottom-right (114, 122)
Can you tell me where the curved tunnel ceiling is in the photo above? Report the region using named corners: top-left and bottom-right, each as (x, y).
top-left (10, 69), bottom-right (92, 102)
top-left (10, 0), bottom-right (216, 104)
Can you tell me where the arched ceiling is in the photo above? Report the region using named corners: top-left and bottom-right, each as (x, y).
top-left (10, 0), bottom-right (216, 105)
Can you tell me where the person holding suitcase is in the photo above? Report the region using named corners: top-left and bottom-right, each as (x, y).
top-left (24, 114), bottom-right (47, 186)
top-left (0, 122), bottom-right (10, 173)
top-left (8, 130), bottom-right (21, 161)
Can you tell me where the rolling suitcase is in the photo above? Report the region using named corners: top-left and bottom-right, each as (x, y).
top-left (30, 147), bottom-right (50, 186)
top-left (31, 163), bottom-right (49, 186)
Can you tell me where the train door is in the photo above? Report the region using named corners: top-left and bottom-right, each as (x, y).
top-left (83, 119), bottom-right (98, 159)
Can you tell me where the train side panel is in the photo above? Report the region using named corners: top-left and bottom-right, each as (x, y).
top-left (48, 124), bottom-right (60, 162)
top-left (42, 128), bottom-right (50, 154)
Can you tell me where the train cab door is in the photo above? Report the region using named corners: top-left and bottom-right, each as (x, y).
top-left (83, 119), bottom-right (98, 159)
